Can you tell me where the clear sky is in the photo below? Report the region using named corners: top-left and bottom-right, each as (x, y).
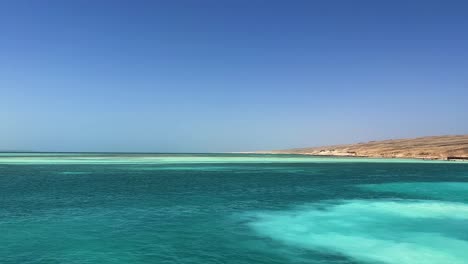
top-left (1, 0), bottom-right (467, 152)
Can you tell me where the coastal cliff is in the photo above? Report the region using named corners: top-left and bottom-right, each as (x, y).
top-left (262, 135), bottom-right (468, 160)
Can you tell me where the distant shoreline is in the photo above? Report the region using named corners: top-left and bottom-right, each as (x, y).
top-left (254, 153), bottom-right (468, 162)
top-left (2, 135), bottom-right (467, 162)
top-left (254, 135), bottom-right (468, 161)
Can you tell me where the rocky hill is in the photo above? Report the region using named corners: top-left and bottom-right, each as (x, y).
top-left (264, 135), bottom-right (468, 160)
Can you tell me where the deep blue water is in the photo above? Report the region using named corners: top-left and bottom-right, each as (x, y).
top-left (1, 154), bottom-right (468, 264)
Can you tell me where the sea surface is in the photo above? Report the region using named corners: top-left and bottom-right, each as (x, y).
top-left (1, 153), bottom-right (468, 264)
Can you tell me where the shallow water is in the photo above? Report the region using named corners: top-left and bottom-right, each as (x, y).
top-left (0, 153), bottom-right (467, 264)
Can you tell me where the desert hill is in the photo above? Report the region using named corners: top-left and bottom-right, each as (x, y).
top-left (264, 135), bottom-right (468, 160)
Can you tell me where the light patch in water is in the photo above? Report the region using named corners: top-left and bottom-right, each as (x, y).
top-left (246, 200), bottom-right (468, 264)
top-left (60, 171), bottom-right (89, 175)
top-left (360, 182), bottom-right (468, 202)
top-left (0, 154), bottom-right (451, 164)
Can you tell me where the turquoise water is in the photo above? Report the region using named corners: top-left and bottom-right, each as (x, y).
top-left (1, 153), bottom-right (468, 264)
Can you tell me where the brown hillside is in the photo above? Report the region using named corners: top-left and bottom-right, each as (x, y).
top-left (266, 135), bottom-right (468, 160)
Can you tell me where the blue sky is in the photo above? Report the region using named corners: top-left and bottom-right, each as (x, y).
top-left (1, 0), bottom-right (467, 152)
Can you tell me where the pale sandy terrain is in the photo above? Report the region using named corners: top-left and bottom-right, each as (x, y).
top-left (260, 135), bottom-right (468, 160)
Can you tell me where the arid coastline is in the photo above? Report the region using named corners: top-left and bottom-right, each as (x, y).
top-left (257, 135), bottom-right (468, 161)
